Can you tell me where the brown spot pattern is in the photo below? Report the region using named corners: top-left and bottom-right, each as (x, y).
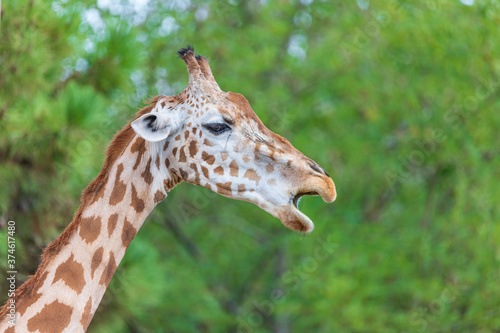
top-left (53, 254), bottom-right (85, 294)
top-left (141, 157), bottom-right (154, 184)
top-left (81, 297), bottom-right (92, 331)
top-left (155, 156), bottom-right (160, 170)
top-left (229, 160), bottom-right (239, 177)
top-left (108, 213), bottom-right (119, 237)
top-left (190, 165), bottom-right (200, 184)
top-left (254, 143), bottom-right (262, 156)
top-left (131, 137), bottom-right (146, 170)
top-left (27, 300), bottom-right (73, 333)
top-left (202, 151), bottom-right (215, 165)
top-left (154, 190), bottom-right (166, 203)
top-left (266, 164), bottom-right (274, 173)
top-left (99, 252), bottom-right (117, 286)
top-left (131, 184), bottom-right (145, 213)
top-left (179, 146), bottom-right (187, 162)
top-left (89, 176), bottom-right (108, 205)
top-left (214, 166), bottom-right (224, 175)
top-left (179, 168), bottom-right (188, 179)
top-left (79, 216), bottom-right (101, 244)
top-left (91, 247), bottom-right (104, 278)
top-left (164, 176), bottom-right (181, 190)
top-left (121, 218), bottom-right (136, 248)
top-left (189, 140), bottom-right (198, 157)
top-left (244, 168), bottom-right (261, 184)
top-left (238, 184), bottom-right (246, 192)
top-left (215, 182), bottom-right (232, 196)
top-left (220, 152), bottom-right (229, 161)
top-left (109, 164), bottom-right (127, 205)
top-left (201, 165), bottom-right (209, 178)
top-left (163, 141), bottom-right (169, 151)
top-left (203, 138), bottom-right (215, 147)
top-left (269, 150), bottom-right (277, 162)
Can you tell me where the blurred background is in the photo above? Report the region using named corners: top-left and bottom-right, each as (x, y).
top-left (1, 0), bottom-right (499, 332)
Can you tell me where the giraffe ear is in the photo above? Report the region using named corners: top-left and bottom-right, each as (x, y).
top-left (131, 112), bottom-right (172, 142)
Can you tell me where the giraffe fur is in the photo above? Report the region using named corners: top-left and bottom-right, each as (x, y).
top-left (0, 46), bottom-right (336, 332)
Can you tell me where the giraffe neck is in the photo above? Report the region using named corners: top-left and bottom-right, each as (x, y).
top-left (0, 135), bottom-right (176, 333)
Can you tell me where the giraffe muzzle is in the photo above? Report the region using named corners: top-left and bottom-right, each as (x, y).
top-left (292, 191), bottom-right (319, 208)
top-left (318, 174), bottom-right (337, 203)
top-left (275, 174), bottom-right (336, 233)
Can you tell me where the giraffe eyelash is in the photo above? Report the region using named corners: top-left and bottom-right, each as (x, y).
top-left (203, 123), bottom-right (231, 135)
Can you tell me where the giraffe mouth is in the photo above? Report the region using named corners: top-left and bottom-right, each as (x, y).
top-left (273, 191), bottom-right (320, 234)
top-left (292, 191), bottom-right (319, 209)
top-left (277, 178), bottom-right (335, 234)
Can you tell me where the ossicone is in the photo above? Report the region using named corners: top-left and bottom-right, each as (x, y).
top-left (177, 45), bottom-right (220, 94)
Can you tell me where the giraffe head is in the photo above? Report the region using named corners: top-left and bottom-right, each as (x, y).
top-left (131, 46), bottom-right (336, 233)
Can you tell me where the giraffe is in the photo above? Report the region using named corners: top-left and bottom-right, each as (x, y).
top-left (0, 46), bottom-right (336, 332)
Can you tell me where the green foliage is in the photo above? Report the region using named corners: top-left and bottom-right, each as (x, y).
top-left (1, 0), bottom-right (499, 332)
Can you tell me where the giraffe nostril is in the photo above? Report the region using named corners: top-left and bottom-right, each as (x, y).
top-left (309, 163), bottom-right (330, 177)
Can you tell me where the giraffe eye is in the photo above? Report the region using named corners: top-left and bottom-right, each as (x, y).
top-left (203, 123), bottom-right (231, 135)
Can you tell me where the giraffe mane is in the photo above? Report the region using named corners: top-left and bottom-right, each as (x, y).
top-left (0, 96), bottom-right (163, 319)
